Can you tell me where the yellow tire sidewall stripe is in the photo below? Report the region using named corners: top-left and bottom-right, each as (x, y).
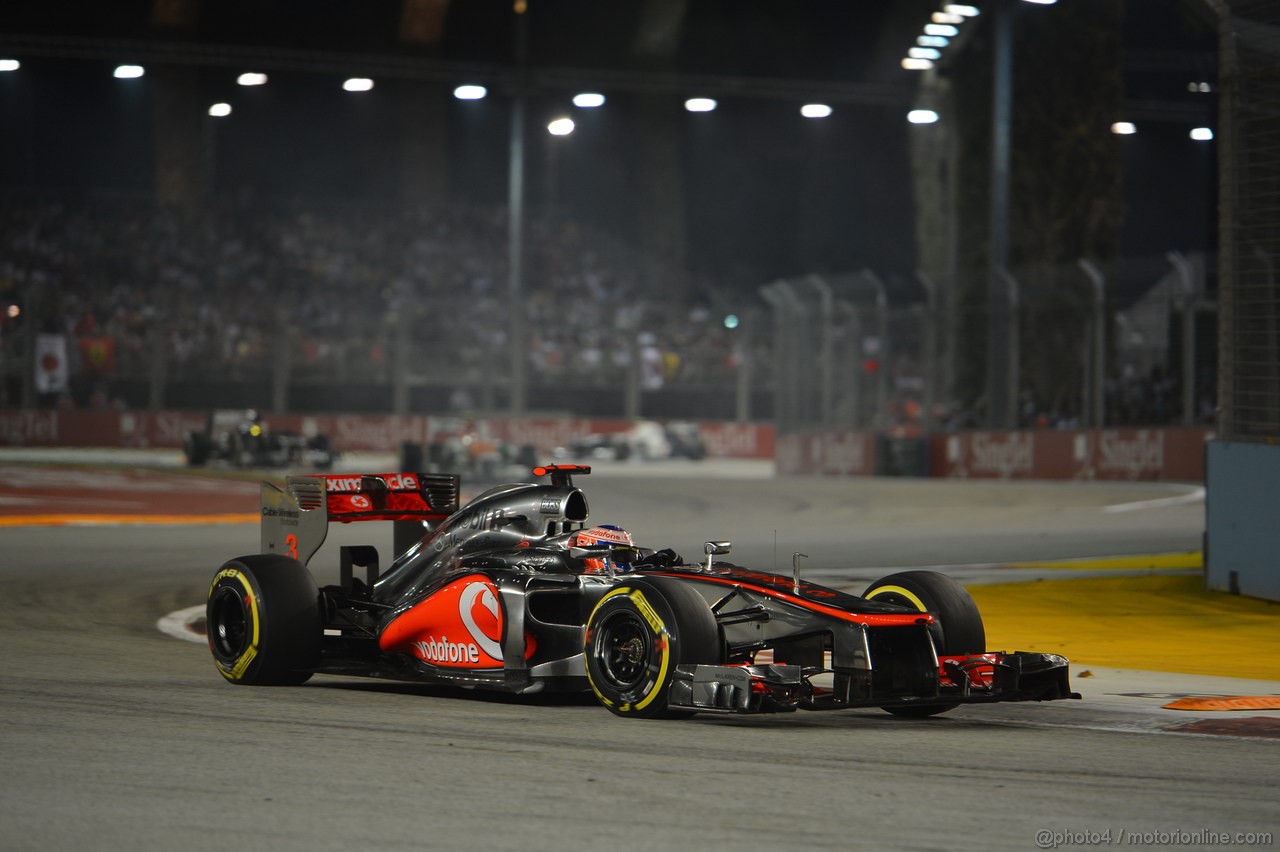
top-left (584, 586), bottom-right (672, 713)
top-left (209, 567), bottom-right (260, 680)
top-left (865, 584), bottom-right (929, 613)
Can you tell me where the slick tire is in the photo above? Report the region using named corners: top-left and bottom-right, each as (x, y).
top-left (863, 570), bottom-right (986, 718)
top-left (184, 431), bottom-right (211, 466)
top-left (207, 554), bottom-right (321, 686)
top-left (584, 577), bottom-right (720, 719)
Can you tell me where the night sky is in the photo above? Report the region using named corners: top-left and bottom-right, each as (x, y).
top-left (0, 1), bottom-right (1216, 291)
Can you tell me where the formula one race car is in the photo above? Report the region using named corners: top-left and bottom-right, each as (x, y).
top-left (559, 420), bottom-right (707, 462)
top-left (206, 465), bottom-right (1078, 718)
top-left (185, 409), bottom-right (336, 470)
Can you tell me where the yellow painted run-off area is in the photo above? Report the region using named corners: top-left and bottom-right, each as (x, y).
top-left (970, 566), bottom-right (1280, 681)
top-left (1001, 552), bottom-right (1204, 572)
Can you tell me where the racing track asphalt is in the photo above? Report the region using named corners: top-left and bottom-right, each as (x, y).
top-left (0, 454), bottom-right (1277, 851)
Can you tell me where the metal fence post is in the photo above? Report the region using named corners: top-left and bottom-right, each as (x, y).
top-left (271, 331), bottom-right (291, 414)
top-left (860, 269), bottom-right (890, 430)
top-left (760, 283), bottom-right (788, 433)
top-left (774, 281), bottom-right (809, 432)
top-left (804, 274), bottom-right (835, 429)
top-left (1251, 246), bottom-right (1278, 433)
top-left (1078, 258), bottom-right (1106, 428)
top-left (20, 284), bottom-right (39, 409)
top-left (1167, 251), bottom-right (1199, 426)
top-left (392, 314), bottom-right (410, 416)
top-left (735, 313), bottom-right (753, 423)
top-left (625, 334), bottom-right (641, 420)
top-left (148, 324), bottom-right (166, 410)
top-left (836, 301), bottom-right (863, 428)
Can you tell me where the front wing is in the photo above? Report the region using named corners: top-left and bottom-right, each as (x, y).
top-left (668, 651), bottom-right (1078, 714)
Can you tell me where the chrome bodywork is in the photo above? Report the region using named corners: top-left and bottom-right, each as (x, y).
top-left (255, 467), bottom-right (1079, 713)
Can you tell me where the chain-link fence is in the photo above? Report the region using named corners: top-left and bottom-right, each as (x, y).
top-left (761, 254), bottom-right (1217, 436)
top-left (1217, 0), bottom-right (1280, 442)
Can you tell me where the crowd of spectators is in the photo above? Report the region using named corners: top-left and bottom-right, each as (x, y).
top-left (0, 193), bottom-right (1211, 426)
top-left (0, 192), bottom-right (759, 409)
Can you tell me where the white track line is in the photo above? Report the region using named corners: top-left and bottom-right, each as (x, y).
top-left (156, 604), bottom-right (206, 644)
top-left (1102, 486), bottom-right (1205, 513)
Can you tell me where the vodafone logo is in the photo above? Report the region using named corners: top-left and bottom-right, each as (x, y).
top-left (381, 575), bottom-right (507, 668)
top-left (414, 636), bottom-right (481, 664)
top-left (459, 582), bottom-right (503, 660)
top-left (350, 495), bottom-right (371, 510)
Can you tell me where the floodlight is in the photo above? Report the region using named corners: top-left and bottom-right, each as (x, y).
top-left (547, 117), bottom-right (575, 136)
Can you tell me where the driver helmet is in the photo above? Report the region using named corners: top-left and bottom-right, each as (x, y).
top-left (571, 524), bottom-right (634, 574)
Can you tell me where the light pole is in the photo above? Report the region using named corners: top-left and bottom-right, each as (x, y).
top-left (986, 0), bottom-right (1015, 429)
top-left (506, 0), bottom-right (530, 417)
top-left (985, 0), bottom-right (1056, 428)
top-left (996, 265), bottom-right (1020, 426)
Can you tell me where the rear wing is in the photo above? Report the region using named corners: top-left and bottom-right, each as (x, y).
top-left (260, 472), bottom-right (460, 569)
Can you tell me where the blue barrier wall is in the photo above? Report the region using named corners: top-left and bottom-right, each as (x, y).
top-left (1206, 440), bottom-right (1280, 602)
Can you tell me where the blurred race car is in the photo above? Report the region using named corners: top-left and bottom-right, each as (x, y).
top-left (560, 420), bottom-right (706, 461)
top-left (206, 464), bottom-right (1078, 718)
top-left (184, 409), bottom-right (336, 470)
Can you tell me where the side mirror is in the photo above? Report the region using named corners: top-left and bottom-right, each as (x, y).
top-left (703, 540), bottom-right (732, 571)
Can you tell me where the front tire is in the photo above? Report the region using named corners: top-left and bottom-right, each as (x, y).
top-left (207, 554), bottom-right (321, 685)
top-left (184, 431), bottom-right (211, 466)
top-left (864, 570), bottom-right (985, 718)
top-left (584, 577), bottom-right (719, 719)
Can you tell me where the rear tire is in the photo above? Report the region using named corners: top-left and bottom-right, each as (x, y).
top-left (207, 554), bottom-right (321, 685)
top-left (863, 570), bottom-right (985, 718)
top-left (584, 577), bottom-right (720, 719)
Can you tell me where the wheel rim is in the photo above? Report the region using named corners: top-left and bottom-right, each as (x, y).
top-left (209, 584), bottom-right (250, 661)
top-left (595, 610), bottom-right (653, 690)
